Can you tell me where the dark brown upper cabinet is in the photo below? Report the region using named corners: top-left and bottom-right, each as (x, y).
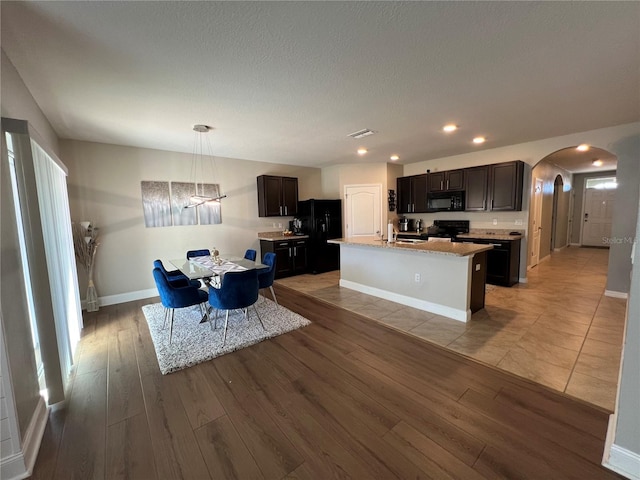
top-left (464, 165), bottom-right (489, 211)
top-left (463, 161), bottom-right (524, 212)
top-left (428, 169), bottom-right (465, 192)
top-left (257, 175), bottom-right (299, 217)
top-left (397, 174), bottom-right (428, 213)
top-left (488, 161), bottom-right (524, 211)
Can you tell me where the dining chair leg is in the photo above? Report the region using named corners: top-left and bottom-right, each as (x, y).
top-left (209, 310), bottom-right (217, 331)
top-left (222, 310), bottom-right (230, 346)
top-left (199, 303), bottom-right (208, 323)
top-left (252, 305), bottom-right (266, 331)
top-left (163, 307), bottom-right (169, 329)
top-left (169, 309), bottom-right (175, 344)
top-left (269, 286), bottom-right (278, 306)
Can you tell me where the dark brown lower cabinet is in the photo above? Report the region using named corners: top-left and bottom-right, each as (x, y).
top-left (260, 238), bottom-right (307, 279)
top-left (458, 238), bottom-right (521, 287)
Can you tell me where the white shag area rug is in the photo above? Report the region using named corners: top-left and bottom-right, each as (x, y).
top-left (142, 298), bottom-right (311, 374)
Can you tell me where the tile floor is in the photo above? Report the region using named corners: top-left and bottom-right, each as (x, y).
top-left (276, 247), bottom-right (627, 411)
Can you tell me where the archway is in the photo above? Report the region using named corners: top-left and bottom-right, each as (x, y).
top-left (527, 146), bottom-right (617, 270)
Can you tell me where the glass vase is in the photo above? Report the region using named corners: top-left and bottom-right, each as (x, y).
top-left (86, 247), bottom-right (99, 312)
top-left (86, 277), bottom-right (99, 312)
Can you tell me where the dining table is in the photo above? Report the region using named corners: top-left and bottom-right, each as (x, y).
top-left (169, 255), bottom-right (267, 284)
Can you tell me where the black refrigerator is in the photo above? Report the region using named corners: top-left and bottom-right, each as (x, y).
top-left (297, 199), bottom-right (342, 274)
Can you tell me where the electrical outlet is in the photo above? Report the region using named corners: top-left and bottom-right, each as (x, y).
top-left (515, 219), bottom-right (523, 225)
top-left (414, 273), bottom-right (421, 282)
top-left (272, 223), bottom-right (277, 228)
top-left (278, 223), bottom-right (283, 228)
top-left (492, 218), bottom-right (498, 225)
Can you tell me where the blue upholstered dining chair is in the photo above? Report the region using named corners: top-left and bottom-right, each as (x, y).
top-left (244, 249), bottom-right (257, 261)
top-left (208, 268), bottom-right (264, 346)
top-left (186, 249), bottom-right (210, 259)
top-left (258, 252), bottom-right (278, 306)
top-left (153, 259), bottom-right (201, 288)
top-left (152, 267), bottom-right (209, 344)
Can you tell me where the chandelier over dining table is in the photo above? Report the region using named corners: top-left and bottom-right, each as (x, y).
top-left (184, 124), bottom-right (227, 209)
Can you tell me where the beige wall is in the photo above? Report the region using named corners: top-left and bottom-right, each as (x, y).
top-left (61, 140), bottom-right (322, 301)
top-left (320, 161), bottom-right (403, 235)
top-left (611, 193), bottom-right (640, 460)
top-left (387, 162), bottom-right (404, 225)
top-left (1, 50), bottom-right (59, 155)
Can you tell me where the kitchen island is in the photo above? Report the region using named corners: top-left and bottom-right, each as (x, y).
top-left (328, 237), bottom-right (492, 322)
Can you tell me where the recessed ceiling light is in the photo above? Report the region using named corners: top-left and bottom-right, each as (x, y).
top-left (472, 136), bottom-right (486, 144)
top-left (357, 148), bottom-right (368, 155)
top-left (577, 144), bottom-right (590, 152)
top-left (442, 124), bottom-right (458, 133)
top-left (390, 155), bottom-right (399, 161)
top-left (592, 159), bottom-right (603, 167)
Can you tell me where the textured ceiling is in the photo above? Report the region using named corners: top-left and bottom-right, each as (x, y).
top-left (2, 1), bottom-right (638, 170)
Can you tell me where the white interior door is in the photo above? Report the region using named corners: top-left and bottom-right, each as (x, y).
top-left (582, 189), bottom-right (615, 246)
top-left (344, 184), bottom-right (382, 238)
top-left (531, 178), bottom-right (543, 267)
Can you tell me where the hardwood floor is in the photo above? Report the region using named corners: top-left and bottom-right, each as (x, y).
top-left (32, 286), bottom-right (623, 479)
top-left (277, 247), bottom-right (625, 410)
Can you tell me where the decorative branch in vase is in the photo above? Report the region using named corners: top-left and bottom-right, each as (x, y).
top-left (73, 221), bottom-right (100, 312)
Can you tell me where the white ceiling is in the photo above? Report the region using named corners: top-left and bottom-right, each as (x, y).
top-left (2, 1), bottom-right (638, 170)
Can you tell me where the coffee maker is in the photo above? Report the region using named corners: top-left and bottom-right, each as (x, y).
top-left (290, 218), bottom-right (303, 235)
top-left (399, 217), bottom-right (414, 232)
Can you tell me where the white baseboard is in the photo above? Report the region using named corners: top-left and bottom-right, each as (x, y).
top-left (570, 242), bottom-right (581, 246)
top-left (0, 398), bottom-right (48, 480)
top-left (553, 245), bottom-right (568, 252)
top-left (339, 279), bottom-right (469, 322)
top-left (605, 290), bottom-right (629, 299)
top-left (81, 288), bottom-right (158, 309)
top-left (518, 277), bottom-right (528, 283)
top-left (604, 444), bottom-right (640, 480)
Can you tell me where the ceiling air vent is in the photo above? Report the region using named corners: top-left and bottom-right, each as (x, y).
top-left (347, 128), bottom-right (375, 139)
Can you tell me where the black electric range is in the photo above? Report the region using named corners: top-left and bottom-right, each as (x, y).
top-left (428, 220), bottom-right (470, 239)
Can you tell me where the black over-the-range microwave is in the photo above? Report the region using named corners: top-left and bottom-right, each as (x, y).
top-left (427, 191), bottom-right (465, 212)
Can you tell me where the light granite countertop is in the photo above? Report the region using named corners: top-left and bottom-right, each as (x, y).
top-left (328, 237), bottom-right (492, 257)
top-left (258, 231), bottom-right (309, 241)
top-left (397, 229), bottom-right (523, 241)
top-left (457, 233), bottom-right (523, 241)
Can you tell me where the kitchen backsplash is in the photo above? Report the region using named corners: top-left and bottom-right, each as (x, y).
top-left (401, 211), bottom-right (527, 231)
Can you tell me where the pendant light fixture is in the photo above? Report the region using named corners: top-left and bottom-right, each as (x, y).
top-left (184, 124), bottom-right (227, 209)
